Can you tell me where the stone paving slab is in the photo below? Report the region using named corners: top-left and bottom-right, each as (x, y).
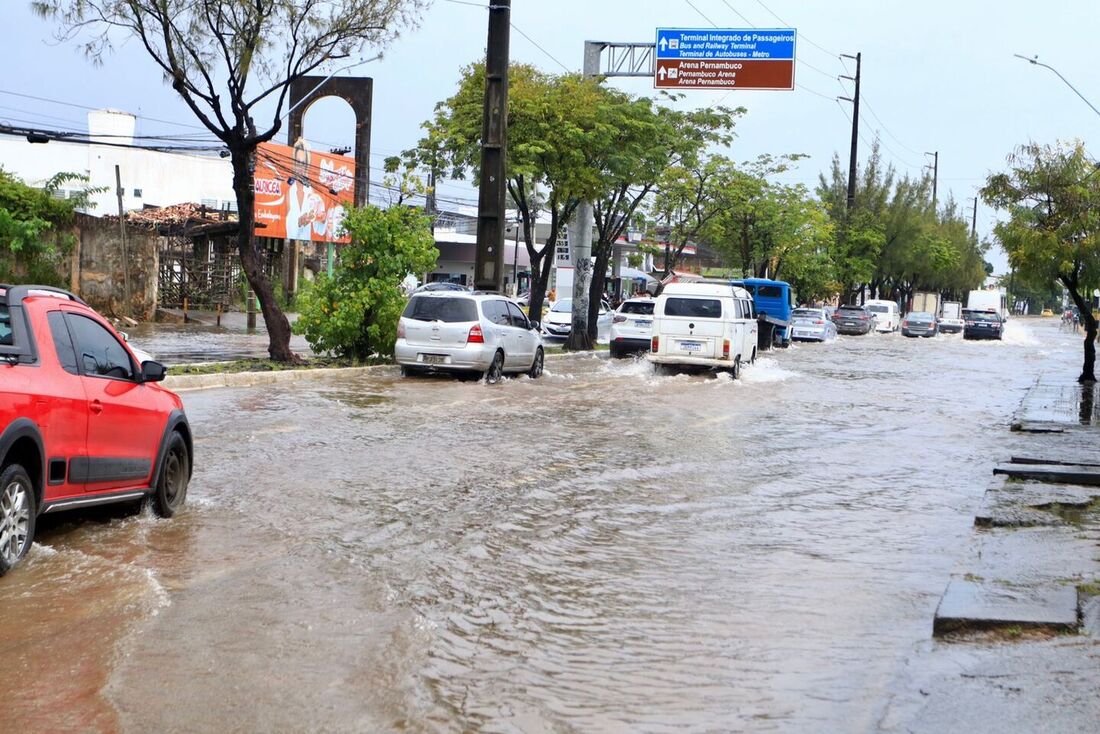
top-left (1012, 376), bottom-right (1100, 432)
top-left (993, 463), bottom-right (1100, 486)
top-left (976, 481), bottom-right (1100, 528)
top-left (933, 579), bottom-right (1079, 634)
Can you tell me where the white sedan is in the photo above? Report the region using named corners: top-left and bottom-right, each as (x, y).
top-left (540, 298), bottom-right (613, 341)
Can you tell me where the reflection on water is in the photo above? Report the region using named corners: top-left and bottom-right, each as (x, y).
top-left (0, 318), bottom-right (1083, 732)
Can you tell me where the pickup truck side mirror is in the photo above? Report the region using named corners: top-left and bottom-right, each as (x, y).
top-left (142, 360), bottom-right (167, 383)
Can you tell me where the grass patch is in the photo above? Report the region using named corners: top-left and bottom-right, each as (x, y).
top-left (168, 356), bottom-right (388, 376)
top-left (1079, 581), bottom-right (1100, 597)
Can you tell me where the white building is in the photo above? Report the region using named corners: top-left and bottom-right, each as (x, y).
top-left (1, 109), bottom-right (235, 215)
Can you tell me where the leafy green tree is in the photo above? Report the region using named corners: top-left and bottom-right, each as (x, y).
top-left (649, 154), bottom-right (741, 276)
top-left (294, 206), bottom-right (437, 359)
top-left (408, 63), bottom-right (614, 324)
top-left (37, 0), bottom-right (428, 362)
top-left (983, 141), bottom-right (1100, 382)
top-left (584, 97), bottom-right (740, 339)
top-left (0, 170), bottom-right (95, 287)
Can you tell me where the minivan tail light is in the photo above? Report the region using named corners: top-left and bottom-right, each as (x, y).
top-left (651, 336), bottom-right (659, 352)
top-left (397, 320), bottom-right (406, 339)
top-left (468, 324), bottom-right (485, 343)
top-left (723, 339), bottom-right (730, 358)
top-left (613, 314), bottom-right (627, 323)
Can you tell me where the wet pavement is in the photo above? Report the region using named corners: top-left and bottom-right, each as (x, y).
top-left (125, 311), bottom-right (313, 365)
top-left (1, 318), bottom-right (1095, 732)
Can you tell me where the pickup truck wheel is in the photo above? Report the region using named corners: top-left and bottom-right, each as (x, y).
top-left (0, 464), bottom-right (35, 576)
top-left (485, 351), bottom-right (505, 384)
top-left (153, 432), bottom-right (189, 518)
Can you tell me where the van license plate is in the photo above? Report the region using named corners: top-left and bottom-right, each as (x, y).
top-left (679, 340), bottom-right (703, 352)
top-left (635, 320), bottom-right (652, 327)
top-left (421, 354), bottom-right (447, 364)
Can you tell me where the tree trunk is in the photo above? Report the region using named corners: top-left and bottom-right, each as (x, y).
top-left (527, 251), bottom-right (552, 328)
top-left (231, 149), bottom-right (297, 362)
top-left (1065, 281), bottom-right (1096, 383)
top-left (587, 241), bottom-right (612, 341)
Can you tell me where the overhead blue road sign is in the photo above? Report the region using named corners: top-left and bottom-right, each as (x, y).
top-left (655, 28), bottom-right (796, 61)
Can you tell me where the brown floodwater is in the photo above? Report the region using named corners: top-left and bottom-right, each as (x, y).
top-left (0, 318), bottom-right (1081, 732)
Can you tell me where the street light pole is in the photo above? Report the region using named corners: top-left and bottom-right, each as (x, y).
top-left (1013, 54), bottom-right (1100, 119)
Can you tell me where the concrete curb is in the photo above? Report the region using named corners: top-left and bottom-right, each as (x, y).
top-left (163, 349), bottom-right (603, 392)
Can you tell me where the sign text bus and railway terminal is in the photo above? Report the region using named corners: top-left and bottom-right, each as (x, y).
top-left (654, 28), bottom-right (797, 90)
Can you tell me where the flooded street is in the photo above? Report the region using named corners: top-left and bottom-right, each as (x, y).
top-left (0, 318), bottom-right (1084, 732)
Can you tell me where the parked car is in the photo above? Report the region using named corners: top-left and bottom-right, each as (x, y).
top-left (609, 297), bottom-right (655, 358)
top-left (789, 307), bottom-right (838, 342)
top-left (901, 311), bottom-right (938, 337)
top-left (0, 284), bottom-right (192, 576)
top-left (395, 292), bottom-right (545, 383)
top-left (413, 281), bottom-right (468, 294)
top-left (539, 298), bottom-right (612, 341)
top-left (963, 309), bottom-right (1004, 340)
top-left (864, 299), bottom-right (900, 332)
top-left (648, 282), bottom-right (758, 377)
top-left (938, 301), bottom-right (964, 333)
top-left (832, 304), bottom-right (878, 335)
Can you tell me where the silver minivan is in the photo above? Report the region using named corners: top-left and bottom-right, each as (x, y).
top-left (395, 293), bottom-right (545, 383)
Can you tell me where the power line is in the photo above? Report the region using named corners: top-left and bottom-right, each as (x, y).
top-left (751, 0), bottom-right (837, 57)
top-left (510, 23), bottom-right (573, 73)
top-left (712, 0), bottom-right (837, 79)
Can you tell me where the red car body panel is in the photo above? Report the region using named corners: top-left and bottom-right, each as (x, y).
top-left (0, 289), bottom-right (186, 507)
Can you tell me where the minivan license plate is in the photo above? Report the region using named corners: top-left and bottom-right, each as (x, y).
top-left (421, 354), bottom-right (447, 364)
top-left (679, 340), bottom-right (703, 352)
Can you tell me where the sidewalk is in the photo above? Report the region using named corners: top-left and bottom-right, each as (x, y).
top-left (880, 374), bottom-right (1100, 732)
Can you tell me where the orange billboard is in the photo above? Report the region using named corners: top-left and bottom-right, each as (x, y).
top-left (253, 139), bottom-right (354, 242)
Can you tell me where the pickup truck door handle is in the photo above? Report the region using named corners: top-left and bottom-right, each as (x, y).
top-left (90, 400), bottom-right (103, 415)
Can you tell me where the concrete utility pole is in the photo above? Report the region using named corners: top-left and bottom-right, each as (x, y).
top-left (565, 42), bottom-right (602, 350)
top-left (839, 52), bottom-right (861, 211)
top-left (971, 196), bottom-right (978, 239)
top-left (925, 151), bottom-right (939, 212)
top-left (474, 0), bottom-right (511, 292)
top-left (114, 165), bottom-right (131, 315)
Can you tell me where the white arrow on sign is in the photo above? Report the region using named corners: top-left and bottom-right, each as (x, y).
top-left (659, 37), bottom-right (668, 51)
top-left (658, 66), bottom-right (667, 80)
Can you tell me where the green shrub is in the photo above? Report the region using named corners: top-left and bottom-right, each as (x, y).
top-left (293, 206), bottom-right (437, 359)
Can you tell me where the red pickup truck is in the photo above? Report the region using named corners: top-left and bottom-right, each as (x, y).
top-left (0, 285), bottom-right (191, 576)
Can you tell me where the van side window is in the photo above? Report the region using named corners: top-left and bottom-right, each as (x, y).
top-left (734, 300), bottom-right (744, 319)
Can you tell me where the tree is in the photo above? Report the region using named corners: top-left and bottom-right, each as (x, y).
top-left (983, 141), bottom-right (1100, 383)
top-left (585, 98), bottom-right (740, 340)
top-left (0, 169), bottom-right (96, 287)
top-left (35, 0), bottom-right (426, 361)
top-left (409, 63), bottom-right (613, 328)
top-left (293, 205), bottom-right (437, 359)
top-left (649, 154), bottom-right (740, 277)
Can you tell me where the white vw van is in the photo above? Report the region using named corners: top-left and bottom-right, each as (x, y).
top-left (648, 282), bottom-right (758, 377)
top-left (864, 299), bottom-right (900, 332)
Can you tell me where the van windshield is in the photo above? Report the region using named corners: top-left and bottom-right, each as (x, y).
top-left (403, 296), bottom-right (478, 323)
top-left (664, 297), bottom-right (722, 319)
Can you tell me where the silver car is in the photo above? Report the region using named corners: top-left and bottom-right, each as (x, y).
top-left (395, 293), bottom-right (545, 383)
top-left (789, 307), bottom-right (838, 342)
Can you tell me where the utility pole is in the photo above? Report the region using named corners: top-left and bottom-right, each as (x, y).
top-left (924, 151), bottom-right (939, 212)
top-left (839, 52), bottom-right (861, 211)
top-left (114, 165), bottom-right (131, 316)
top-left (564, 42), bottom-right (602, 350)
top-left (971, 196), bottom-right (978, 239)
top-left (473, 0), bottom-right (510, 292)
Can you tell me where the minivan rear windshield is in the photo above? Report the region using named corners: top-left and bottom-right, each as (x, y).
top-left (403, 296), bottom-right (478, 323)
top-left (621, 301), bottom-right (655, 315)
top-left (664, 297), bottom-right (722, 319)
top-left (867, 305), bottom-right (890, 313)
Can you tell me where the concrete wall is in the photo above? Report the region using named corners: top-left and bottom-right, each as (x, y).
top-left (70, 214), bottom-right (159, 320)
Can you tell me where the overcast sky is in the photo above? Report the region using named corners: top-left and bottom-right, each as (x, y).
top-left (3, 0), bottom-right (1099, 273)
